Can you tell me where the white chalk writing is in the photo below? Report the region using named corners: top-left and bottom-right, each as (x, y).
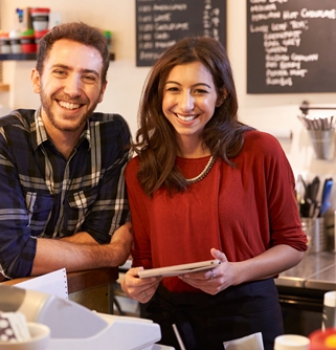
top-left (248, 0), bottom-right (335, 88)
top-left (136, 0), bottom-right (224, 65)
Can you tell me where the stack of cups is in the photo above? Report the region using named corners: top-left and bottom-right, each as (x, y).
top-left (9, 29), bottom-right (22, 53)
top-left (0, 32), bottom-right (11, 54)
top-left (30, 8), bottom-right (50, 50)
top-left (20, 28), bottom-right (36, 53)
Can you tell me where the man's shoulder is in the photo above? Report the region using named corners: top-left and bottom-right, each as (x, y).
top-left (0, 109), bottom-right (35, 128)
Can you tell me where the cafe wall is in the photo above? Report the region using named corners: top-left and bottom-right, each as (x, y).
top-left (1, 0), bottom-right (336, 212)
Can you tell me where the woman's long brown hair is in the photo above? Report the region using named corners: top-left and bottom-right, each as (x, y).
top-left (133, 37), bottom-right (253, 197)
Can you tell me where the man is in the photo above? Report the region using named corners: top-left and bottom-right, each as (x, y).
top-left (0, 22), bottom-right (133, 279)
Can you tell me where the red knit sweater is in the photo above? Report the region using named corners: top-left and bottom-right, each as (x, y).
top-left (125, 130), bottom-right (308, 293)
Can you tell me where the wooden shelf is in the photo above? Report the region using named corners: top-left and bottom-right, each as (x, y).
top-left (0, 52), bottom-right (115, 61)
top-left (0, 84), bottom-right (9, 92)
top-left (0, 53), bottom-right (37, 61)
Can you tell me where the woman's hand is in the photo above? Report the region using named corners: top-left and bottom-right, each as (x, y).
top-left (178, 248), bottom-right (236, 295)
top-left (179, 244), bottom-right (305, 295)
top-left (121, 266), bottom-right (162, 303)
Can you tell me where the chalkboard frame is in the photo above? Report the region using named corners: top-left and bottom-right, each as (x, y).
top-left (136, 0), bottom-right (227, 67)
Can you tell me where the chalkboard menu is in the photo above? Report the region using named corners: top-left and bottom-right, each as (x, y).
top-left (136, 0), bottom-right (226, 67)
top-left (247, 0), bottom-right (336, 94)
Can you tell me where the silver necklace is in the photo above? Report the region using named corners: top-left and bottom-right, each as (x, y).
top-left (185, 155), bottom-right (216, 184)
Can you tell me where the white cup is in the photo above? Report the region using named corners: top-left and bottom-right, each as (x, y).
top-left (0, 322), bottom-right (50, 350)
top-left (274, 334), bottom-right (310, 350)
top-left (9, 30), bottom-right (21, 54)
top-left (322, 290), bottom-right (336, 330)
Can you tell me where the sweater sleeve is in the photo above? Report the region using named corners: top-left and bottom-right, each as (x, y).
top-left (260, 133), bottom-right (308, 251)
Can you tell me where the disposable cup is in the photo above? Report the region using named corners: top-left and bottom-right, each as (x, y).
top-left (274, 334), bottom-right (310, 350)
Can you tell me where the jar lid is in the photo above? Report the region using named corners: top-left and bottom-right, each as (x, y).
top-left (0, 31), bottom-right (9, 38)
top-left (30, 8), bottom-right (50, 13)
top-left (21, 29), bottom-right (35, 36)
top-left (9, 29), bottom-right (21, 39)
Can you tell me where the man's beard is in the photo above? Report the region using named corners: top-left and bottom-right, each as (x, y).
top-left (40, 91), bottom-right (99, 132)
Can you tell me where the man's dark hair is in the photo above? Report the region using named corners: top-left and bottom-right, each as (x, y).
top-left (36, 22), bottom-right (110, 83)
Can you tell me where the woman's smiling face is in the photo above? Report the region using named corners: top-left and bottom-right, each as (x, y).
top-left (162, 61), bottom-right (219, 145)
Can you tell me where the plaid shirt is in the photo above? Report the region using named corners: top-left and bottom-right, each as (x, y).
top-left (0, 109), bottom-right (132, 278)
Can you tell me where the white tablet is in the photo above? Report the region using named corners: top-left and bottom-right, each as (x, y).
top-left (138, 259), bottom-right (221, 278)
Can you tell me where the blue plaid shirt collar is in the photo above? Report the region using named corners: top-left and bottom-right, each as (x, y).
top-left (33, 108), bottom-right (91, 150)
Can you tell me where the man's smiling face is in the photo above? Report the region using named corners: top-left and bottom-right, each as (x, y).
top-left (31, 38), bottom-right (107, 134)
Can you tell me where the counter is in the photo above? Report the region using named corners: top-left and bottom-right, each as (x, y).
top-left (275, 251), bottom-right (336, 336)
top-left (275, 251), bottom-right (336, 290)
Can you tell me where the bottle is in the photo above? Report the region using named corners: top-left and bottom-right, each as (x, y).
top-left (103, 30), bottom-right (112, 52)
top-left (322, 290), bottom-right (336, 330)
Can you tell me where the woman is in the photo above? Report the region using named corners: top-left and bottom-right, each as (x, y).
top-left (122, 37), bottom-right (307, 350)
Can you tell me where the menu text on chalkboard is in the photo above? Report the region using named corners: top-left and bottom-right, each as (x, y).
top-left (247, 0), bottom-right (336, 94)
top-left (136, 0), bottom-right (226, 67)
